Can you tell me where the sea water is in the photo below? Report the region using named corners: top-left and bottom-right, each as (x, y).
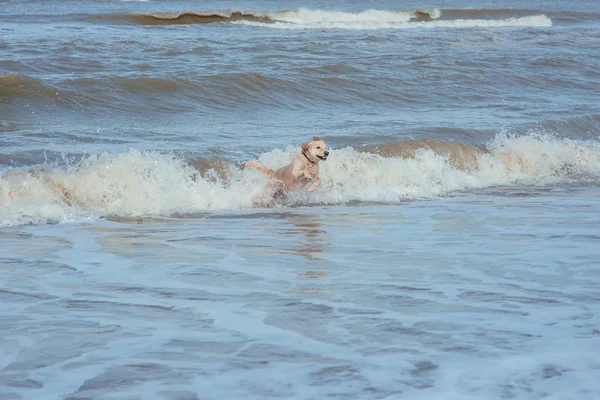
top-left (1, 0), bottom-right (600, 398)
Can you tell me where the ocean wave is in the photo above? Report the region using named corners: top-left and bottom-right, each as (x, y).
top-left (549, 10), bottom-right (600, 23)
top-left (0, 73), bottom-right (287, 111)
top-left (1, 134), bottom-right (599, 226)
top-left (113, 10), bottom-right (275, 25)
top-left (2, 72), bottom-right (411, 112)
top-left (103, 8), bottom-right (551, 29)
top-left (234, 13), bottom-right (552, 30)
top-left (440, 8), bottom-right (545, 20)
top-left (0, 73), bottom-right (85, 106)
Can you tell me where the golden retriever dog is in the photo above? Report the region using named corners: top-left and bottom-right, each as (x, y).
top-left (245, 136), bottom-right (329, 200)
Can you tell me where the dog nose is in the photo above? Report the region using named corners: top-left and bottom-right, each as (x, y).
top-left (324, 150), bottom-right (330, 156)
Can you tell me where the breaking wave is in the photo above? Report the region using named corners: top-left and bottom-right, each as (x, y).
top-left (1, 134), bottom-right (599, 226)
top-left (106, 8), bottom-right (552, 29)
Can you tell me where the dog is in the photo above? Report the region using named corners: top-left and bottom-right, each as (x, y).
top-left (245, 136), bottom-right (329, 200)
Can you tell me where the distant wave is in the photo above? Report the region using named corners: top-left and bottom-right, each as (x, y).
top-left (0, 74), bottom-right (192, 104)
top-left (1, 73), bottom-right (290, 111)
top-left (0, 74), bottom-right (85, 106)
top-left (111, 10), bottom-right (275, 25)
top-left (0, 72), bottom-right (419, 112)
top-left (102, 8), bottom-right (552, 29)
top-left (6, 63), bottom-right (595, 115)
top-left (2, 134), bottom-right (599, 226)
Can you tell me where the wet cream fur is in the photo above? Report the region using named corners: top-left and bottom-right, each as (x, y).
top-left (245, 136), bottom-right (329, 199)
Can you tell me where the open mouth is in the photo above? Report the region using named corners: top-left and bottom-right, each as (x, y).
top-left (317, 155), bottom-right (327, 161)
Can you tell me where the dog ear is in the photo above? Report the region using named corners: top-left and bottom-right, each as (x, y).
top-left (301, 142), bottom-right (310, 152)
top-left (313, 136), bottom-right (321, 142)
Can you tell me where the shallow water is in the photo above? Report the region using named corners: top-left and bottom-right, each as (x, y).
top-left (1, 0), bottom-right (600, 398)
top-left (2, 189), bottom-right (600, 399)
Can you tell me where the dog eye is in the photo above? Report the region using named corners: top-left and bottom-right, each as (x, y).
top-left (317, 146), bottom-right (321, 149)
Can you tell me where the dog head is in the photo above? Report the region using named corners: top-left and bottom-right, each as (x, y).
top-left (301, 136), bottom-right (329, 162)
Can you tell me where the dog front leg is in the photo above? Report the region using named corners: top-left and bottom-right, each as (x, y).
top-left (306, 177), bottom-right (321, 193)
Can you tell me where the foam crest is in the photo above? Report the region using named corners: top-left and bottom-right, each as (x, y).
top-left (235, 12), bottom-right (551, 30)
top-left (119, 8), bottom-right (438, 26)
top-left (271, 9), bottom-right (417, 24)
top-left (1, 134), bottom-right (598, 226)
top-left (107, 8), bottom-right (552, 28)
top-left (0, 151), bottom-right (259, 226)
top-left (486, 132), bottom-right (600, 179)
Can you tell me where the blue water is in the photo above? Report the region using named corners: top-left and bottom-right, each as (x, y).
top-left (3, 190), bottom-right (600, 399)
top-left (1, 0), bottom-right (600, 398)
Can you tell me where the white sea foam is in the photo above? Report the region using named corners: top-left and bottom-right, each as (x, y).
top-left (271, 8), bottom-right (417, 24)
top-left (0, 134), bottom-right (598, 226)
top-left (235, 10), bottom-right (552, 30)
